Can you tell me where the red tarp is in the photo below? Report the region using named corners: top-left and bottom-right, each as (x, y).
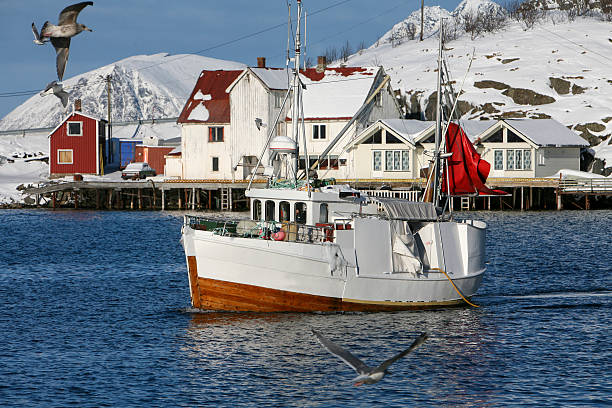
top-left (442, 122), bottom-right (507, 196)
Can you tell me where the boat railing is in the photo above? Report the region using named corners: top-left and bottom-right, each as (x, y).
top-left (185, 215), bottom-right (335, 244)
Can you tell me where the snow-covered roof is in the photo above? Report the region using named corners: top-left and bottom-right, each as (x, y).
top-left (458, 120), bottom-right (497, 142)
top-left (178, 70), bottom-right (243, 124)
top-left (293, 67), bottom-right (380, 120)
top-left (110, 122), bottom-right (181, 141)
top-left (381, 119), bottom-right (434, 142)
top-left (504, 119), bottom-right (588, 147)
top-left (250, 68), bottom-right (291, 90)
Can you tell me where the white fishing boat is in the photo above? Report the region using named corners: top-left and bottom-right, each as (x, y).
top-left (181, 2), bottom-right (490, 312)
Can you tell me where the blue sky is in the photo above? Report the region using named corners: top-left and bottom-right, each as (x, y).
top-left (0, 0), bottom-right (474, 119)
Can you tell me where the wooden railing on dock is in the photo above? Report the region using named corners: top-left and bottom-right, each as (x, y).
top-left (558, 178), bottom-right (612, 194)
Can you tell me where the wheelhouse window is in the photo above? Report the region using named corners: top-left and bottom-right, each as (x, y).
top-left (253, 200), bottom-right (262, 220)
top-left (279, 201), bottom-right (290, 222)
top-left (313, 124), bottom-right (326, 140)
top-left (67, 121), bottom-right (82, 136)
top-left (265, 200), bottom-right (275, 221)
top-left (58, 149), bottom-right (73, 164)
top-left (494, 150), bottom-right (503, 170)
top-left (209, 127), bottom-right (224, 142)
top-left (319, 203), bottom-right (328, 223)
top-left (212, 157), bottom-right (219, 171)
top-left (295, 202), bottom-right (307, 224)
top-left (364, 130), bottom-right (382, 144)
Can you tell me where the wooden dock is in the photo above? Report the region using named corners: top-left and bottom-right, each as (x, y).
top-left (21, 176), bottom-right (612, 211)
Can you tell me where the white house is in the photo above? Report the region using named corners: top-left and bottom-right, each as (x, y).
top-left (349, 118), bottom-right (588, 180)
top-left (470, 119), bottom-right (588, 178)
top-left (177, 58), bottom-right (402, 180)
top-left (345, 119), bottom-right (434, 179)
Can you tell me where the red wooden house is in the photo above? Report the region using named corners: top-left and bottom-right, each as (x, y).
top-left (134, 145), bottom-right (175, 175)
top-left (49, 110), bottom-right (107, 177)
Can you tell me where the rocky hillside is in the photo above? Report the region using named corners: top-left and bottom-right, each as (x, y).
top-left (0, 53), bottom-right (245, 131)
top-left (344, 0), bottom-right (612, 171)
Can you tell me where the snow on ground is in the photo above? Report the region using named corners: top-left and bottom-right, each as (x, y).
top-left (345, 13), bottom-right (612, 160)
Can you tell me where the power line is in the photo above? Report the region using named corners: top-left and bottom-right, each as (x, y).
top-left (0, 0), bottom-right (357, 100)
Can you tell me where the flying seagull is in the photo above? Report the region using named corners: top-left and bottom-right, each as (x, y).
top-left (32, 2), bottom-right (94, 81)
top-left (312, 329), bottom-right (428, 386)
top-left (40, 81), bottom-right (69, 108)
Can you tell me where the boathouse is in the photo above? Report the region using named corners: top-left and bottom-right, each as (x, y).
top-left (48, 104), bottom-right (107, 178)
top-left (346, 119), bottom-right (434, 179)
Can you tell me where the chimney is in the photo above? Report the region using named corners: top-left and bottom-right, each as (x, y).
top-left (316, 56), bottom-right (327, 73)
top-left (74, 99), bottom-right (82, 112)
top-left (257, 57), bottom-right (266, 68)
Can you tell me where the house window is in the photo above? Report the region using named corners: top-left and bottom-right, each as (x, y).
top-left (295, 202), bottom-right (307, 224)
top-left (265, 200), bottom-right (275, 221)
top-left (488, 129), bottom-right (503, 142)
top-left (384, 150), bottom-right (410, 171)
top-left (524, 150), bottom-right (532, 170)
top-left (515, 149), bottom-right (523, 170)
top-left (494, 150), bottom-right (503, 170)
top-left (364, 130), bottom-right (382, 144)
top-left (313, 124), bottom-right (326, 140)
top-left (58, 149), bottom-right (73, 164)
top-left (274, 91), bottom-right (284, 108)
top-left (67, 121), bottom-right (82, 136)
top-left (253, 199), bottom-right (261, 220)
top-left (538, 151), bottom-right (546, 166)
top-left (375, 92), bottom-right (382, 107)
top-left (385, 133), bottom-right (402, 144)
top-left (507, 129), bottom-right (522, 142)
top-left (209, 127), bottom-right (224, 142)
top-left (279, 201), bottom-right (290, 221)
top-left (212, 157), bottom-right (219, 171)
top-left (506, 150), bottom-right (515, 170)
top-left (373, 151), bottom-right (382, 171)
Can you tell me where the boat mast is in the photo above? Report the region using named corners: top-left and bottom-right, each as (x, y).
top-left (291, 0), bottom-right (303, 185)
top-left (433, 21), bottom-right (443, 207)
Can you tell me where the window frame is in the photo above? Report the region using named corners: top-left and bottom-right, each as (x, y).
top-left (66, 121), bottom-right (83, 136)
top-left (212, 157), bottom-right (219, 172)
top-left (208, 126), bottom-right (224, 142)
top-left (383, 150), bottom-right (410, 171)
top-left (312, 124), bottom-right (326, 140)
top-left (373, 150), bottom-right (382, 171)
top-left (295, 202), bottom-right (307, 224)
top-left (494, 149), bottom-right (504, 170)
top-left (57, 149), bottom-right (73, 165)
top-left (253, 199), bottom-right (262, 221)
top-left (265, 200), bottom-right (275, 221)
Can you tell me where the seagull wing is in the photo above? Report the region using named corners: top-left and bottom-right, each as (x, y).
top-left (56, 89), bottom-right (70, 108)
top-left (58, 1), bottom-right (94, 25)
top-left (31, 23), bottom-right (43, 44)
top-left (312, 329), bottom-right (371, 374)
top-left (375, 332), bottom-right (428, 373)
top-left (51, 37), bottom-right (70, 82)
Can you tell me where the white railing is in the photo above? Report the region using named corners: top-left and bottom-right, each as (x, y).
top-left (559, 178), bottom-right (612, 193)
top-left (362, 189), bottom-right (421, 211)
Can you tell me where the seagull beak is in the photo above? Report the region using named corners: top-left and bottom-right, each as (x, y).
top-left (86, 27), bottom-right (93, 32)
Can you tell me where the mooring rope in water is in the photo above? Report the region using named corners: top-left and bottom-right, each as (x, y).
top-left (430, 268), bottom-right (480, 308)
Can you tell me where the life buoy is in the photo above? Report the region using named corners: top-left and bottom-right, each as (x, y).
top-left (272, 230), bottom-right (285, 241)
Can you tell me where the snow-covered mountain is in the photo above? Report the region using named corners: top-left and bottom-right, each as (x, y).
top-left (0, 53), bottom-right (245, 131)
top-left (344, 1), bottom-right (612, 170)
top-left (377, 0), bottom-right (504, 45)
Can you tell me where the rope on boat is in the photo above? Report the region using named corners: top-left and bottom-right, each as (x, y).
top-left (431, 268), bottom-right (480, 308)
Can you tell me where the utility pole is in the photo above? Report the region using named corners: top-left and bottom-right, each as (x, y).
top-left (420, 0), bottom-right (424, 41)
top-left (104, 74), bottom-right (113, 164)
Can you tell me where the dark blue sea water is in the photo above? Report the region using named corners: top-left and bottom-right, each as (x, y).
top-left (0, 209), bottom-right (610, 407)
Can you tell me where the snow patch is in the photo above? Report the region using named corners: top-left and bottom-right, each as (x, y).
top-left (188, 102), bottom-right (210, 121)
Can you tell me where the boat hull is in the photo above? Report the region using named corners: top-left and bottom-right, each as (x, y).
top-left (183, 223), bottom-right (486, 312)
